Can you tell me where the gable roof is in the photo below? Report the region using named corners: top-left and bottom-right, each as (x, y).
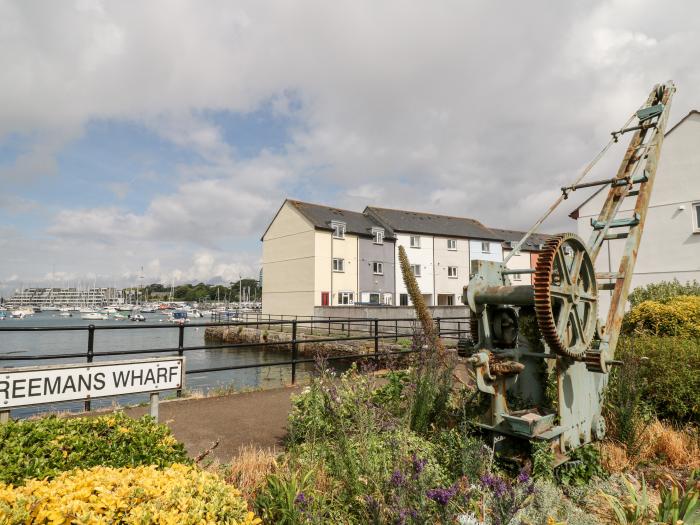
top-left (568, 109), bottom-right (699, 219)
top-left (489, 228), bottom-right (551, 251)
top-left (364, 206), bottom-right (503, 241)
top-left (287, 199), bottom-right (392, 239)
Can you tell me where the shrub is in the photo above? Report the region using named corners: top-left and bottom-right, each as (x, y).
top-left (604, 352), bottom-right (653, 457)
top-left (616, 336), bottom-right (700, 423)
top-left (628, 279), bottom-right (700, 308)
top-left (623, 296), bottom-right (700, 337)
top-left (0, 413), bottom-right (189, 485)
top-left (0, 464), bottom-right (260, 525)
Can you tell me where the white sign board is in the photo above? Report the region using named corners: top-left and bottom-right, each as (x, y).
top-left (0, 357), bottom-right (184, 409)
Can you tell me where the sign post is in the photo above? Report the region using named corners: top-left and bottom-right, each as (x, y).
top-left (0, 357), bottom-right (185, 422)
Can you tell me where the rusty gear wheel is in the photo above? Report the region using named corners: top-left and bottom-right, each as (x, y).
top-left (534, 233), bottom-right (598, 358)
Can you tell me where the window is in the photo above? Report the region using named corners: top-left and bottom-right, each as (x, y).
top-left (411, 264), bottom-right (421, 277)
top-left (399, 293), bottom-right (409, 306)
top-left (447, 266), bottom-right (458, 278)
top-left (410, 235), bottom-right (421, 248)
top-left (331, 221), bottom-right (346, 239)
top-left (338, 291), bottom-right (354, 305)
top-left (383, 293), bottom-right (393, 305)
top-left (447, 239), bottom-right (457, 250)
top-left (368, 293), bottom-right (380, 304)
top-left (512, 273), bottom-right (522, 282)
top-left (481, 241), bottom-right (491, 253)
top-left (372, 261), bottom-right (383, 275)
top-left (694, 202), bottom-right (700, 232)
top-left (332, 258), bottom-right (344, 272)
top-left (373, 228), bottom-right (384, 244)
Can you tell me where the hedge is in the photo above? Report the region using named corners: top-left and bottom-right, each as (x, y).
top-left (616, 336), bottom-right (700, 423)
top-left (0, 464), bottom-right (260, 525)
top-left (0, 413), bottom-right (189, 485)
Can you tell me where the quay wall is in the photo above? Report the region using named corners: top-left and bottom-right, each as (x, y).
top-left (204, 325), bottom-right (403, 356)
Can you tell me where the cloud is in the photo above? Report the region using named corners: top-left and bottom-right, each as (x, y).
top-left (3, 0), bottom-right (700, 286)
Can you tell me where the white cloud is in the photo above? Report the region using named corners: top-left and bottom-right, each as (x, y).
top-left (2, 0), bottom-right (700, 285)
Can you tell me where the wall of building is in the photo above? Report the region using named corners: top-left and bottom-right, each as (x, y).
top-left (395, 233), bottom-right (435, 305)
top-left (329, 232), bottom-right (359, 305)
top-left (503, 249), bottom-right (534, 285)
top-left (262, 203), bottom-right (316, 316)
top-left (469, 239), bottom-right (503, 265)
top-left (314, 230), bottom-right (332, 308)
top-left (575, 112), bottom-right (700, 318)
top-left (358, 237), bottom-right (396, 304)
top-left (433, 236), bottom-right (470, 305)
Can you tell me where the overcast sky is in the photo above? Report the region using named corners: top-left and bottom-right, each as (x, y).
top-left (1, 0), bottom-right (698, 294)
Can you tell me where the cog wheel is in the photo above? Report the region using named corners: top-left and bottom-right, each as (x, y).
top-left (534, 233), bottom-right (598, 358)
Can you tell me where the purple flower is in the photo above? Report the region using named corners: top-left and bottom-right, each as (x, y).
top-left (516, 469), bottom-right (530, 484)
top-left (391, 470), bottom-right (406, 487)
top-left (412, 454), bottom-right (427, 478)
top-left (294, 492), bottom-right (308, 508)
top-left (480, 473), bottom-right (509, 497)
top-left (426, 485), bottom-right (458, 506)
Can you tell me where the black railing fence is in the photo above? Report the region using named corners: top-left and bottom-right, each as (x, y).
top-left (0, 315), bottom-right (471, 413)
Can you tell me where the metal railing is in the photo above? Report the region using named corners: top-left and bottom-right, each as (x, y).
top-left (0, 315), bottom-right (471, 414)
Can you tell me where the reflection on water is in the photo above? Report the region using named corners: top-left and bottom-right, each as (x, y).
top-left (0, 312), bottom-right (350, 418)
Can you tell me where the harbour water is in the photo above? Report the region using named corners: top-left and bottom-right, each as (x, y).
top-left (0, 312), bottom-right (333, 419)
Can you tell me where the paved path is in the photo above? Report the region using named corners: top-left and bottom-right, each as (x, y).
top-left (122, 386), bottom-right (303, 463)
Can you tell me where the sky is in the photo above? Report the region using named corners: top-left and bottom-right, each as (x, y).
top-left (1, 0), bottom-right (699, 295)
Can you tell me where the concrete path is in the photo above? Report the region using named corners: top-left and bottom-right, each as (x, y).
top-left (122, 385), bottom-right (303, 463)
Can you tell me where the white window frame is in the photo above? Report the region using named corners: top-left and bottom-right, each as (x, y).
top-left (512, 273), bottom-right (522, 281)
top-left (399, 293), bottom-right (409, 306)
top-left (332, 258), bottom-right (345, 272)
top-left (373, 228), bottom-right (384, 245)
top-left (368, 292), bottom-right (380, 304)
top-left (481, 241), bottom-right (491, 253)
top-left (411, 264), bottom-right (421, 277)
top-left (447, 239), bottom-right (457, 251)
top-left (409, 235), bottom-right (421, 248)
top-left (338, 291), bottom-right (354, 305)
top-left (372, 261), bottom-right (383, 275)
top-left (383, 293), bottom-right (393, 305)
top-left (447, 266), bottom-right (458, 278)
top-left (693, 202), bottom-right (700, 233)
top-left (331, 221), bottom-right (346, 239)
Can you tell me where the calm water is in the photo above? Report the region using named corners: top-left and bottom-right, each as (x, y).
top-left (0, 311), bottom-right (329, 418)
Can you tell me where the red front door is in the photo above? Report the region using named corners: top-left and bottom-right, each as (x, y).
top-left (321, 292), bottom-right (329, 306)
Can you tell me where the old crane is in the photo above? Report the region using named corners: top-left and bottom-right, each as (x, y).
top-left (462, 81), bottom-right (676, 458)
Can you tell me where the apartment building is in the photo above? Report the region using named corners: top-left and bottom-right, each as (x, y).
top-left (261, 199), bottom-right (546, 316)
top-left (364, 207), bottom-right (507, 307)
top-left (261, 200), bottom-right (396, 316)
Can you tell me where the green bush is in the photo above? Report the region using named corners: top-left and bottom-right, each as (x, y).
top-left (0, 412), bottom-right (189, 485)
top-left (616, 336), bottom-right (700, 423)
top-left (623, 296), bottom-right (700, 337)
top-left (628, 279), bottom-right (700, 308)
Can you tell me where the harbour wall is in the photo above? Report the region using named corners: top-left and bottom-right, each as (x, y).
top-left (204, 325), bottom-right (406, 356)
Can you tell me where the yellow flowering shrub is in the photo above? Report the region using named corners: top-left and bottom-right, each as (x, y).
top-left (624, 295), bottom-right (700, 337)
top-left (0, 464), bottom-right (261, 525)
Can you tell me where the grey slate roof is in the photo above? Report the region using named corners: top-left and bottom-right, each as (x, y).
top-left (364, 206), bottom-right (503, 241)
top-left (489, 228), bottom-right (551, 251)
top-left (288, 199), bottom-right (393, 239)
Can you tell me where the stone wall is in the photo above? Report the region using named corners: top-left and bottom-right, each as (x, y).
top-left (204, 325), bottom-right (402, 356)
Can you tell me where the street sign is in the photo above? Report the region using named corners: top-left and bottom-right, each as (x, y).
top-left (0, 357), bottom-right (184, 409)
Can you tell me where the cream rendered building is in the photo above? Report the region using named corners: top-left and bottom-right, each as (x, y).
top-left (262, 200), bottom-right (392, 316)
